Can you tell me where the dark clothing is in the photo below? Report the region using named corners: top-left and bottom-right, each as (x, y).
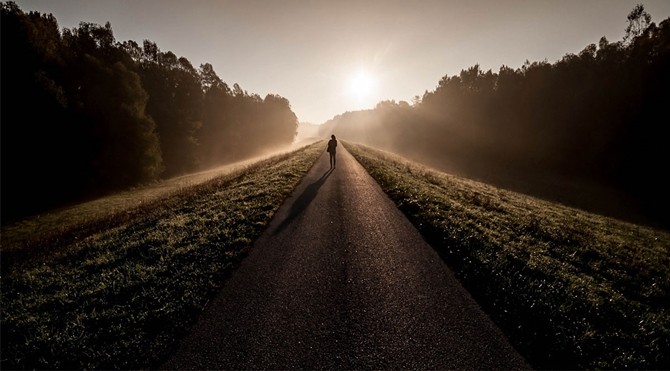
top-left (327, 139), bottom-right (337, 168)
top-left (327, 139), bottom-right (337, 153)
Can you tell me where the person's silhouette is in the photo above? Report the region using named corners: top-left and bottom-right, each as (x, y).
top-left (327, 135), bottom-right (337, 168)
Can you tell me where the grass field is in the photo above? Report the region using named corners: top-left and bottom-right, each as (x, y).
top-left (0, 141), bottom-right (324, 370)
top-left (2, 139), bottom-right (667, 370)
top-left (0, 140), bottom-right (318, 255)
top-left (346, 142), bottom-right (670, 370)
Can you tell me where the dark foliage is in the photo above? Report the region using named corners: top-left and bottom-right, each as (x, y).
top-left (1, 2), bottom-right (298, 223)
top-left (321, 6), bottom-right (670, 230)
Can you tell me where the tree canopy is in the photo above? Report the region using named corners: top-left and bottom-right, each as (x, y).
top-left (320, 5), bottom-right (670, 229)
top-left (1, 2), bottom-right (298, 223)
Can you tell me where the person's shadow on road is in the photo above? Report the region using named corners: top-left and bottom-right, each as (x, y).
top-left (272, 168), bottom-right (334, 235)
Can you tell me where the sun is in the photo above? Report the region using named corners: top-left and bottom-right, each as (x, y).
top-left (347, 69), bottom-right (376, 102)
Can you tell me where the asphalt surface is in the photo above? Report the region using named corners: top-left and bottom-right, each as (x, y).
top-left (162, 145), bottom-right (531, 370)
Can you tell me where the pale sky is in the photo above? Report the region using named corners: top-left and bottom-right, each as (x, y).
top-left (12, 0), bottom-right (670, 124)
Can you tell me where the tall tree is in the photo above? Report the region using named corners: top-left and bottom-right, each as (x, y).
top-left (1, 2), bottom-right (301, 222)
top-left (139, 46), bottom-right (202, 176)
top-left (624, 4), bottom-right (652, 43)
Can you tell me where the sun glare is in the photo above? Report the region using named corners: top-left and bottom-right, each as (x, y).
top-left (348, 70), bottom-right (376, 102)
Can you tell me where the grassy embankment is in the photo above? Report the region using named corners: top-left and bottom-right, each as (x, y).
top-left (346, 142), bottom-right (669, 370)
top-left (0, 141), bottom-right (324, 370)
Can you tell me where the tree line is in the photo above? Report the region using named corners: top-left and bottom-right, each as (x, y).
top-left (1, 2), bottom-right (298, 224)
top-left (320, 5), bottom-right (670, 229)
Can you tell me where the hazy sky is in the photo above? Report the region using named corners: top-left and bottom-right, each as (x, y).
top-left (12, 0), bottom-right (670, 124)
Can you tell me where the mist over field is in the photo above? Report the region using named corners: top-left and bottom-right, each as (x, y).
top-left (319, 10), bottom-right (670, 230)
top-left (2, 1), bottom-right (669, 232)
top-left (2, 2), bottom-right (670, 370)
top-left (1, 2), bottom-right (298, 224)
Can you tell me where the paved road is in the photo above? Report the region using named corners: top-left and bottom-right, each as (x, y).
top-left (162, 145), bottom-right (531, 370)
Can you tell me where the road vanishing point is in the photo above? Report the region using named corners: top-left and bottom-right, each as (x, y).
top-left (162, 145), bottom-right (531, 370)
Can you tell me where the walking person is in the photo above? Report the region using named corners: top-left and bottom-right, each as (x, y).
top-left (327, 135), bottom-right (337, 168)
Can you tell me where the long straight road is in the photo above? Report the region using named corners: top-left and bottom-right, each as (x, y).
top-left (162, 145), bottom-right (531, 370)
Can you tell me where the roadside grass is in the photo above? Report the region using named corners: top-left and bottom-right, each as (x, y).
top-left (346, 142), bottom-right (670, 370)
top-left (1, 141), bottom-right (316, 255)
top-left (0, 141), bottom-right (324, 370)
